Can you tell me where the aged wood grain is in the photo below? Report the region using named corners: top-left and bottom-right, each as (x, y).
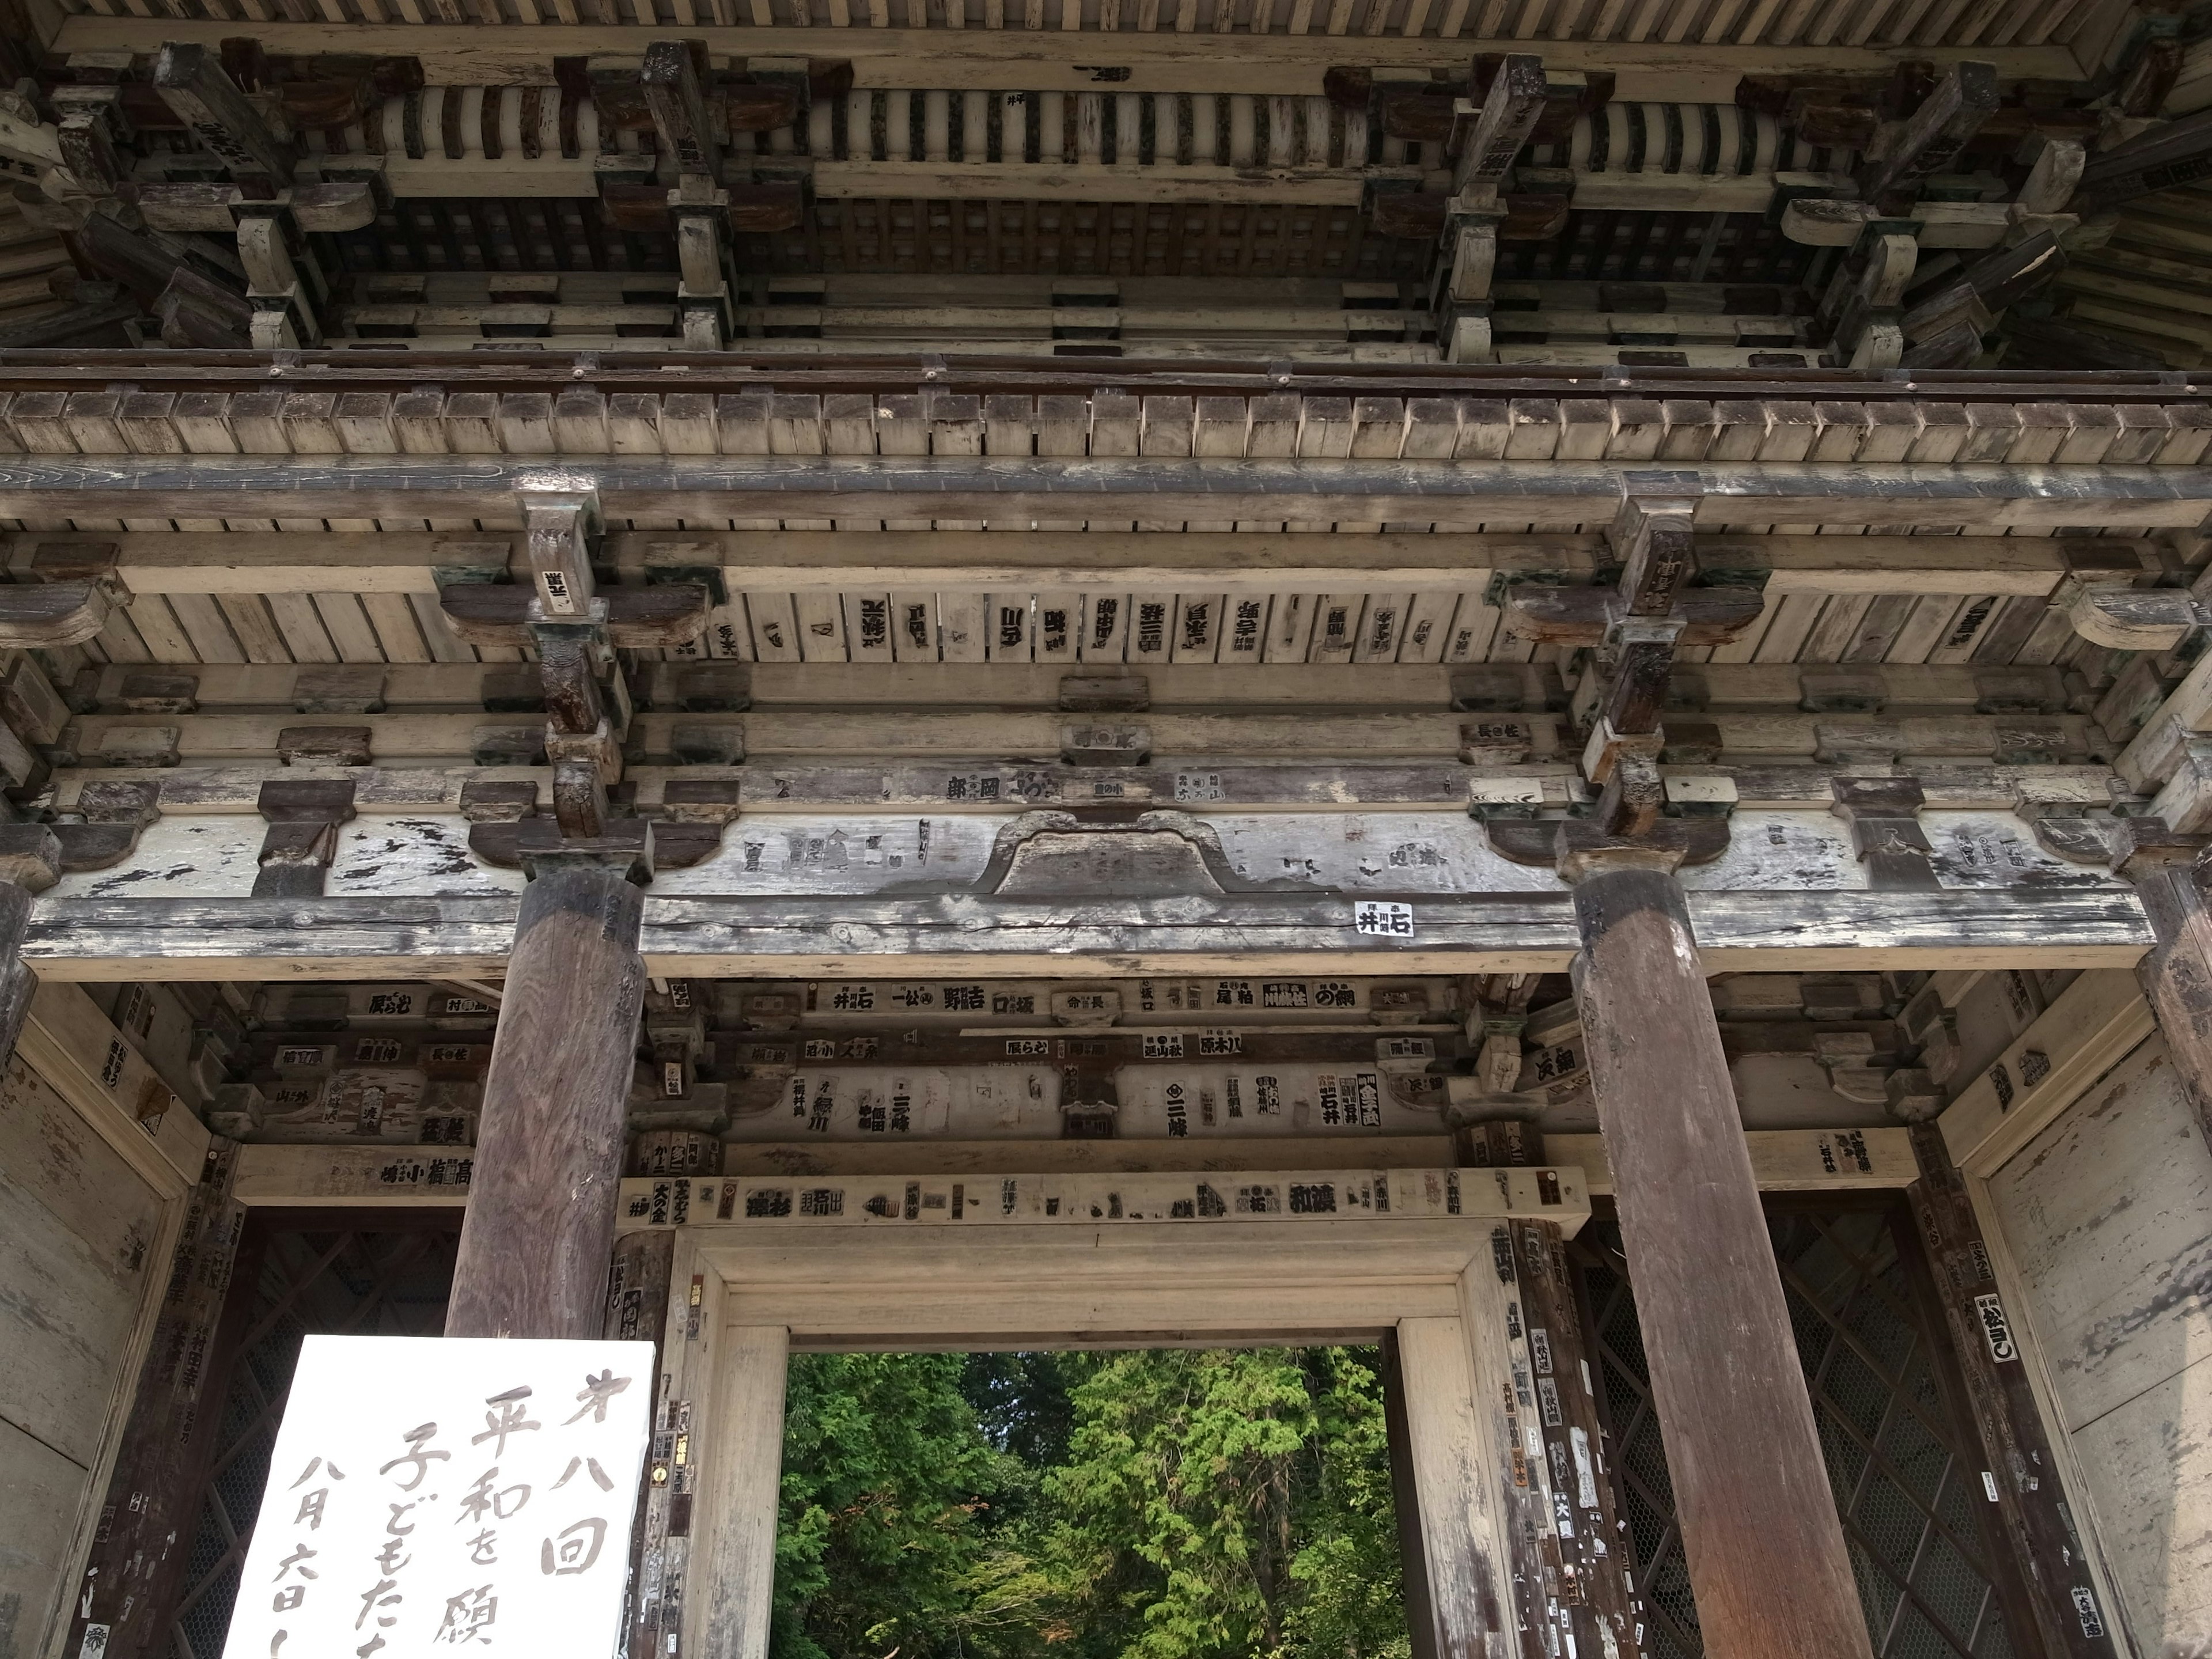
top-left (18, 888), bottom-right (2157, 982)
top-left (446, 863), bottom-right (647, 1339)
top-left (690, 1322), bottom-right (786, 1659)
top-left (62, 1146), bottom-right (251, 1659)
top-left (1, 454), bottom-right (2209, 531)
top-left (1569, 867), bottom-right (1872, 1659)
top-left (1908, 1126), bottom-right (2122, 1659)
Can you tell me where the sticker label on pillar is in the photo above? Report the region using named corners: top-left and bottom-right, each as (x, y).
top-left (2070, 1587), bottom-right (2105, 1639)
top-left (1973, 1293), bottom-right (2019, 1362)
top-left (1352, 900), bottom-right (1414, 937)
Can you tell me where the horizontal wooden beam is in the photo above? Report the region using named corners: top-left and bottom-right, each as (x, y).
top-left (3, 454), bottom-right (2207, 529)
top-left (228, 1126), bottom-right (1914, 1206)
top-left (14, 528), bottom-right (2102, 598)
top-left (1937, 969), bottom-right (2156, 1176)
top-left (45, 657), bottom-right (2120, 715)
top-left (49, 18), bottom-right (2084, 99)
top-left (49, 706), bottom-right (2099, 768)
top-left (19, 887), bottom-right (2154, 978)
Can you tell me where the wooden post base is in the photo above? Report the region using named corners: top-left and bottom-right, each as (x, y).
top-left (1570, 865), bottom-right (1872, 1659)
top-left (446, 855), bottom-right (647, 1340)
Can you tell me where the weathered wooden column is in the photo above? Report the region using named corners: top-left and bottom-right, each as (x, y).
top-left (449, 477), bottom-right (658, 1340)
top-left (0, 824), bottom-right (58, 1059)
top-left (446, 834), bottom-right (650, 1339)
top-left (694, 1325), bottom-right (792, 1659)
top-left (1395, 1310), bottom-right (1524, 1658)
top-left (1567, 856), bottom-right (1872, 1659)
top-left (2127, 835), bottom-right (2212, 1128)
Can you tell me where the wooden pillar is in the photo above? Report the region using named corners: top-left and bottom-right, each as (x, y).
top-left (0, 824), bottom-right (60, 1061)
top-left (1502, 1219), bottom-right (1646, 1659)
top-left (1396, 1312), bottom-right (1525, 1659)
top-left (1569, 865), bottom-right (1872, 1659)
top-left (446, 853), bottom-right (647, 1339)
top-left (693, 1324), bottom-right (791, 1659)
top-left (2134, 851), bottom-right (2212, 1133)
top-left (1903, 1129), bottom-right (2119, 1659)
top-left (1378, 1332), bottom-right (1442, 1659)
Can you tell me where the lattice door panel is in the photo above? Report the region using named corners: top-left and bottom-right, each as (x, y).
top-left (1573, 1208), bottom-right (2022, 1659)
top-left (168, 1227), bottom-right (461, 1659)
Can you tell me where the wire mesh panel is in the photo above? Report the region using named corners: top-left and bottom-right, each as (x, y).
top-left (166, 1227), bottom-right (461, 1659)
top-left (1573, 1208), bottom-right (2021, 1659)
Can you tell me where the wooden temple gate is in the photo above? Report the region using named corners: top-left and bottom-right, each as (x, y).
top-left (2, 0), bottom-right (2212, 1654)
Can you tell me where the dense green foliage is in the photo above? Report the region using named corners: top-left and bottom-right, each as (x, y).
top-left (769, 1348), bottom-right (1410, 1659)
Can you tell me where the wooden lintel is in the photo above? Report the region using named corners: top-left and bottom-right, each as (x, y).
top-left (52, 19), bottom-right (2084, 99)
top-left (1, 528), bottom-right (2097, 599)
top-left (224, 1127), bottom-right (1915, 1202)
top-left (3, 455), bottom-right (2208, 529)
top-left (17, 887), bottom-right (2153, 979)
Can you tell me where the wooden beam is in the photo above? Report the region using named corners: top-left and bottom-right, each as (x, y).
top-left (17, 888), bottom-right (2156, 980)
top-left (1569, 866), bottom-right (1872, 1659)
top-left (51, 19), bottom-right (2085, 99)
top-left (1935, 970), bottom-right (2154, 1176)
top-left (444, 856), bottom-right (649, 1339)
top-left (226, 1128), bottom-right (1912, 1203)
top-left (4, 454), bottom-right (2209, 529)
top-left (5, 528), bottom-right (2108, 598)
top-left (812, 160), bottom-right (1392, 204)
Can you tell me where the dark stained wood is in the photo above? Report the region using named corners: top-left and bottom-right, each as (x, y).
top-left (1857, 59), bottom-right (1999, 206)
top-left (1569, 867), bottom-right (1873, 1659)
top-left (1507, 1219), bottom-right (1645, 1659)
top-left (0, 579), bottom-right (118, 647)
top-left (604, 1230), bottom-right (680, 1659)
top-left (1457, 53), bottom-right (1548, 192)
top-left (1906, 1126), bottom-right (2123, 1659)
top-left (445, 861), bottom-right (648, 1339)
top-left (153, 41), bottom-right (297, 185)
top-left (4, 453), bottom-right (2211, 529)
top-left (2069, 108), bottom-right (2212, 216)
top-left (62, 1147), bottom-right (255, 1659)
top-left (642, 40), bottom-right (720, 177)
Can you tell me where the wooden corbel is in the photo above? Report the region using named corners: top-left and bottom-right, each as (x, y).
top-left (251, 777), bottom-right (355, 898)
top-left (0, 537), bottom-right (125, 648)
top-left (53, 778), bottom-right (162, 872)
top-left (439, 585), bottom-right (710, 650)
top-left (1831, 775), bottom-right (1942, 889)
top-left (461, 780), bottom-right (734, 873)
top-left (0, 823), bottom-right (60, 891)
top-left (1484, 812), bottom-right (1729, 872)
top-left (2066, 584), bottom-right (2207, 653)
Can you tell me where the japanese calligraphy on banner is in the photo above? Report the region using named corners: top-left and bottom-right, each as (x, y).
top-left (221, 1336), bottom-right (655, 1659)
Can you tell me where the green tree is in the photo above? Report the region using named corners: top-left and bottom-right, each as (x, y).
top-left (771, 1351), bottom-right (1020, 1659)
top-left (772, 1347), bottom-right (1407, 1659)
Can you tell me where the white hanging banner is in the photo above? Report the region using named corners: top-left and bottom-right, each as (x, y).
top-left (220, 1335), bottom-right (656, 1659)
